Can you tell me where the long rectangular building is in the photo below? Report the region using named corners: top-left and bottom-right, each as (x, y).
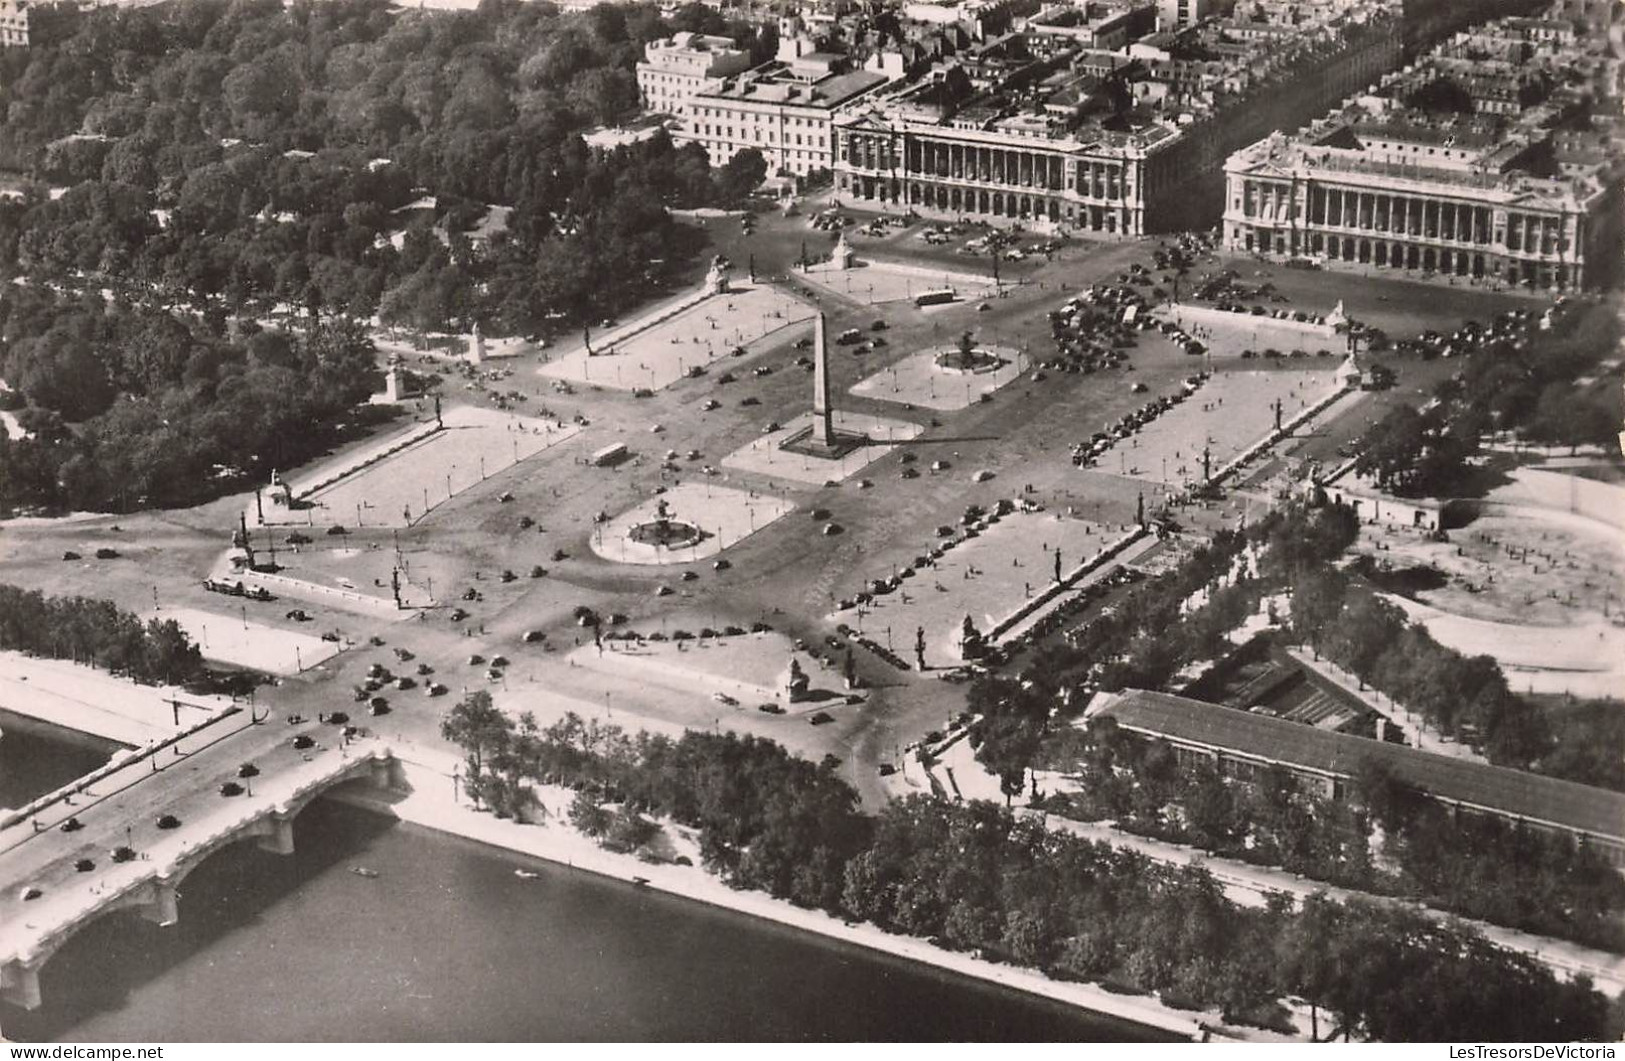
top-left (1090, 689), bottom-right (1625, 867)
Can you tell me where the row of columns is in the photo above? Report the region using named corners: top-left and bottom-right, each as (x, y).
top-left (840, 131), bottom-right (1137, 203)
top-left (904, 179), bottom-right (1136, 233)
top-left (905, 139), bottom-right (1068, 194)
top-left (1236, 221), bottom-right (1578, 289)
top-left (1309, 185), bottom-right (1494, 247)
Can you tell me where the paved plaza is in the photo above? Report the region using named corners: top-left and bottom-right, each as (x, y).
top-left (536, 283), bottom-right (813, 392)
top-left (147, 606), bottom-right (343, 675)
top-left (588, 481), bottom-right (796, 566)
top-left (722, 410), bottom-right (924, 485)
top-left (1158, 303), bottom-right (1344, 360)
top-left (824, 509), bottom-right (1135, 664)
top-left (1090, 368), bottom-right (1345, 488)
top-left (304, 405), bottom-right (581, 529)
top-left (850, 345), bottom-right (1028, 411)
top-left (800, 259), bottom-right (1000, 306)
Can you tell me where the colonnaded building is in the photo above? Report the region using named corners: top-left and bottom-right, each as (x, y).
top-left (1223, 11), bottom-right (1624, 289)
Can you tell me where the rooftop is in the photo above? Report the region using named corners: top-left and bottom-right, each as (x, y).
top-left (1092, 689), bottom-right (1625, 843)
top-left (701, 66), bottom-right (889, 108)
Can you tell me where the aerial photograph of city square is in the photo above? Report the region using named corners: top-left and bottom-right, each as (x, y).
top-left (0, 0), bottom-right (1621, 1045)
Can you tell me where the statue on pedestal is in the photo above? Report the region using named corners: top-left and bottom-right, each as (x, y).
top-left (786, 657), bottom-right (810, 702)
top-left (705, 255), bottom-right (731, 296)
top-left (830, 232), bottom-right (853, 270)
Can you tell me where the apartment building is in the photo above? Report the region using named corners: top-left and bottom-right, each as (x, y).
top-left (681, 40), bottom-right (890, 176)
top-left (636, 32), bottom-right (753, 116)
top-left (0, 0), bottom-right (29, 47)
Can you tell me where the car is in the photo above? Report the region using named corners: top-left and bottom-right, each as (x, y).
top-left (61, 550), bottom-right (81, 561)
top-left (711, 692), bottom-right (739, 706)
top-left (449, 607), bottom-right (468, 622)
top-left (326, 525), bottom-right (349, 536)
top-left (836, 328), bottom-right (863, 345)
top-left (763, 420), bottom-right (782, 433)
top-left (739, 396), bottom-right (760, 407)
top-left (757, 702), bottom-right (785, 715)
top-left (794, 337), bottom-right (814, 350)
top-left (285, 609), bottom-right (311, 622)
top-left (753, 365), bottom-right (773, 377)
top-left (681, 570), bottom-right (698, 582)
top-left (822, 523), bottom-right (843, 536)
top-left (701, 398), bottom-right (721, 411)
top-left (900, 467), bottom-right (919, 479)
top-left (809, 712), bottom-right (834, 726)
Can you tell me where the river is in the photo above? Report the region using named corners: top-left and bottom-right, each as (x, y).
top-left (0, 738), bottom-right (1171, 1042)
top-left (0, 710), bottom-right (122, 812)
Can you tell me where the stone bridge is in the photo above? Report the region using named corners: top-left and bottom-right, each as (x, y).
top-left (0, 746), bottom-right (403, 1011)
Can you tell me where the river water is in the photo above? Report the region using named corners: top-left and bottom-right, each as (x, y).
top-left (0, 711), bottom-right (122, 812)
top-left (1, 737), bottom-right (1171, 1043)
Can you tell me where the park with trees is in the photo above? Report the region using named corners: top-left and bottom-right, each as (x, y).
top-left (0, 0), bottom-right (774, 515)
top-left (1354, 303), bottom-right (1620, 497)
top-left (435, 692), bottom-right (1615, 1042)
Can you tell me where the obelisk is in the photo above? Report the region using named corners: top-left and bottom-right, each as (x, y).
top-left (812, 311), bottom-right (834, 447)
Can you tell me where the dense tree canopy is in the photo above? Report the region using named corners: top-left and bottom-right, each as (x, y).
top-left (0, 582), bottom-right (203, 685)
top-left (439, 701), bottom-right (1614, 1042)
top-left (0, 0), bottom-right (775, 514)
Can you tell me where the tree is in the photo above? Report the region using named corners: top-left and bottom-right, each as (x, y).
top-left (440, 689), bottom-right (513, 781)
top-left (1348, 757), bottom-right (1417, 832)
top-left (716, 147), bottom-right (766, 203)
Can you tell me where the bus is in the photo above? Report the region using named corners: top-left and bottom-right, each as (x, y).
top-left (914, 287), bottom-right (957, 307)
top-left (592, 442), bottom-right (629, 467)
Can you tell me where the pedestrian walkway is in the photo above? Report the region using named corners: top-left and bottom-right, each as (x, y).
top-left (1282, 646), bottom-right (1489, 764)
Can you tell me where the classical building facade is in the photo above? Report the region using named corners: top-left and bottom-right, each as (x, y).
top-left (1222, 13), bottom-right (1623, 289)
top-left (1224, 134), bottom-right (1616, 288)
top-left (835, 109), bottom-right (1168, 233)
